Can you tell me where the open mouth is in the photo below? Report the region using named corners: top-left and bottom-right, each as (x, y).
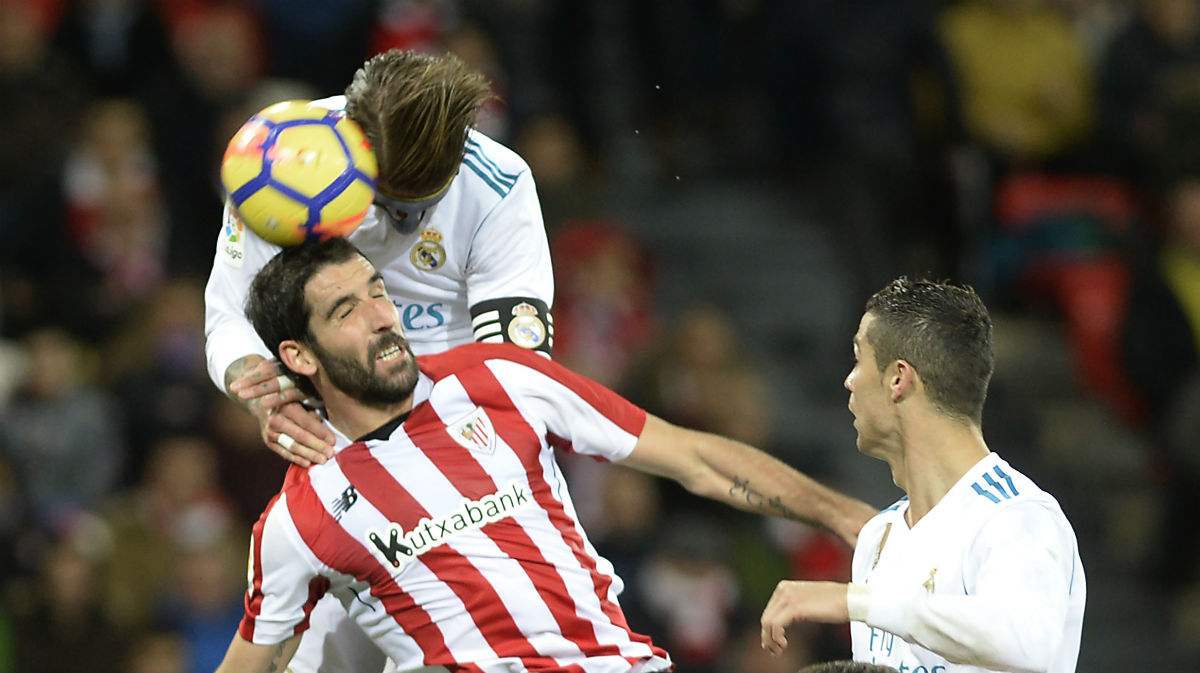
top-left (376, 344), bottom-right (405, 362)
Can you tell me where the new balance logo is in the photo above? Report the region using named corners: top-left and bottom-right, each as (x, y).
top-left (332, 486), bottom-right (358, 520)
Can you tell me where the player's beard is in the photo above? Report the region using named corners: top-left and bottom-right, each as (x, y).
top-left (311, 332), bottom-right (419, 407)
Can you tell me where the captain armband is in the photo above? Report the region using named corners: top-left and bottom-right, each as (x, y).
top-left (469, 297), bottom-right (553, 355)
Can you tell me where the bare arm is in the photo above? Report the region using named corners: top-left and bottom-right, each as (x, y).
top-left (620, 414), bottom-right (876, 546)
top-left (214, 633), bottom-right (302, 673)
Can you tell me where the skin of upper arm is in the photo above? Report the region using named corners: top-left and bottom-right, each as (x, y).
top-left (619, 414), bottom-right (711, 487)
top-left (215, 633), bottom-right (302, 673)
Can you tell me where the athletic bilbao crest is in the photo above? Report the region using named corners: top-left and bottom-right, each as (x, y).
top-left (446, 406), bottom-right (496, 455)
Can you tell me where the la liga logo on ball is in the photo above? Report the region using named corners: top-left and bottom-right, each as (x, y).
top-left (221, 100), bottom-right (378, 246)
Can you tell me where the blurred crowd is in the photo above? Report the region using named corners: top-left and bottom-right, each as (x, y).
top-left (0, 0), bottom-right (1199, 671)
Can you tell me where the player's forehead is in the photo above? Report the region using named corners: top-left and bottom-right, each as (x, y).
top-left (305, 255), bottom-right (379, 306)
top-left (853, 313), bottom-right (876, 355)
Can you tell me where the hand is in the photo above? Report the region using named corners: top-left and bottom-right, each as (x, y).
top-left (228, 358), bottom-right (334, 466)
top-left (230, 358), bottom-right (309, 411)
top-left (263, 400), bottom-right (336, 467)
top-left (760, 581), bottom-right (849, 656)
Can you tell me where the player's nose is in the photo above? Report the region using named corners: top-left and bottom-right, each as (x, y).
top-left (367, 295), bottom-right (398, 332)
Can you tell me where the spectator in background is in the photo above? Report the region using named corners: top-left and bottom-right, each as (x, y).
top-left (9, 512), bottom-right (125, 673)
top-left (104, 278), bottom-right (219, 486)
top-left (549, 219), bottom-right (657, 392)
top-left (123, 628), bottom-right (187, 673)
top-left (762, 0), bottom-right (961, 294)
top-left (628, 305), bottom-right (771, 451)
top-left (100, 435), bottom-right (238, 632)
top-left (639, 514), bottom-right (740, 673)
top-left (146, 2), bottom-right (267, 277)
top-left (0, 0), bottom-right (87, 336)
top-left (1121, 173), bottom-right (1200, 592)
top-left (50, 0), bottom-right (175, 97)
top-left (255, 0), bottom-right (375, 92)
top-left (1095, 0), bottom-right (1200, 186)
top-left (0, 326), bottom-right (125, 525)
top-left (149, 508), bottom-right (247, 673)
top-left (514, 113), bottom-right (603, 232)
top-left (939, 0), bottom-right (1096, 170)
top-left (62, 97), bottom-right (169, 338)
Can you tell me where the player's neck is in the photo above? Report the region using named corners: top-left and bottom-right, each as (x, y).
top-left (895, 418), bottom-right (990, 527)
top-left (321, 390), bottom-right (414, 442)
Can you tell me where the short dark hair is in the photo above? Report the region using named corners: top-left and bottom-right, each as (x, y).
top-left (245, 238), bottom-right (365, 390)
top-left (796, 660), bottom-right (901, 673)
top-left (344, 49), bottom-right (493, 198)
top-left (864, 276), bottom-right (994, 425)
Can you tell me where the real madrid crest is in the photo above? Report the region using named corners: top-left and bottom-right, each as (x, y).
top-left (508, 302), bottom-right (547, 349)
top-left (410, 229), bottom-right (446, 271)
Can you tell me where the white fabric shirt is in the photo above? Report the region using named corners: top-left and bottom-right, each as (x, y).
top-left (240, 343), bottom-right (671, 673)
top-left (850, 453), bottom-right (1085, 673)
top-left (204, 95), bottom-right (553, 388)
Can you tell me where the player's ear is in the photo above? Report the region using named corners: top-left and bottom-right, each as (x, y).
top-left (891, 359), bottom-right (917, 402)
top-left (280, 340), bottom-right (318, 378)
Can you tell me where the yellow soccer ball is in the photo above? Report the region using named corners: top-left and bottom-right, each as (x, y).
top-left (220, 100), bottom-right (378, 246)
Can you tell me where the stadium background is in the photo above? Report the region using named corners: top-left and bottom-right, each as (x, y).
top-left (0, 0), bottom-right (1196, 671)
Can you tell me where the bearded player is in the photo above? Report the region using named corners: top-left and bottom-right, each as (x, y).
top-left (204, 50), bottom-right (553, 673)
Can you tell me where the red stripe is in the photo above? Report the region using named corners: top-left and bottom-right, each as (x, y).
top-left (283, 467), bottom-right (457, 667)
top-left (238, 492), bottom-right (281, 642)
top-left (296, 576), bottom-right (331, 635)
top-left (336, 436), bottom-right (563, 670)
top-left (418, 344), bottom-right (646, 438)
top-left (451, 362), bottom-right (663, 658)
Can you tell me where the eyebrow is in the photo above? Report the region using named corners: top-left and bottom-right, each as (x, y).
top-left (322, 271), bottom-right (385, 321)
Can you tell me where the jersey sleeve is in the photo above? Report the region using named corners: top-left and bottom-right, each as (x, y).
top-left (859, 501), bottom-right (1081, 672)
top-left (486, 350), bottom-right (646, 461)
top-left (204, 201), bottom-right (284, 390)
top-left (239, 492), bottom-right (328, 645)
top-left (463, 166), bottom-right (554, 318)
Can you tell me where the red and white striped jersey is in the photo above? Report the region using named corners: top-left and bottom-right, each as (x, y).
top-left (240, 343), bottom-right (672, 673)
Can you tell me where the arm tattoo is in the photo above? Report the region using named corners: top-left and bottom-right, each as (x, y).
top-left (730, 476), bottom-right (804, 522)
top-left (266, 643), bottom-right (287, 673)
top-left (224, 355), bottom-right (262, 393)
top-left (729, 476), bottom-right (763, 507)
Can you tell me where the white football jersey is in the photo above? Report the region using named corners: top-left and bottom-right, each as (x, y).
top-left (240, 343), bottom-right (672, 672)
top-left (850, 453), bottom-right (1085, 673)
top-left (204, 95), bottom-right (553, 389)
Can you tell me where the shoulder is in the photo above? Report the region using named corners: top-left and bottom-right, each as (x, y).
top-left (861, 497), bottom-right (907, 536)
top-left (457, 130), bottom-right (531, 199)
top-left (957, 456), bottom-right (1078, 543)
top-left (417, 342), bottom-right (555, 383)
top-left (961, 455), bottom-right (1058, 510)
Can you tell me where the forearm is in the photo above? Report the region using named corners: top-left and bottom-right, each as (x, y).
top-left (850, 583), bottom-right (1061, 672)
top-left (690, 432), bottom-right (873, 544)
top-left (215, 633), bottom-right (301, 673)
top-left (624, 416), bottom-right (875, 545)
top-left (223, 353), bottom-right (272, 421)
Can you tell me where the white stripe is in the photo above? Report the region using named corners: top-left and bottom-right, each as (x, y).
top-left (473, 325), bottom-right (502, 340)
top-left (472, 310), bottom-right (501, 328)
top-left (479, 334), bottom-right (504, 343)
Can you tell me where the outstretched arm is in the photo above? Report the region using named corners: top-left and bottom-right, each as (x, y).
top-left (215, 633), bottom-right (302, 673)
top-left (620, 414), bottom-right (876, 546)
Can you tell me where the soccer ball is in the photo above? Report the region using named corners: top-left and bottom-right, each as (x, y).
top-left (220, 100), bottom-right (378, 246)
